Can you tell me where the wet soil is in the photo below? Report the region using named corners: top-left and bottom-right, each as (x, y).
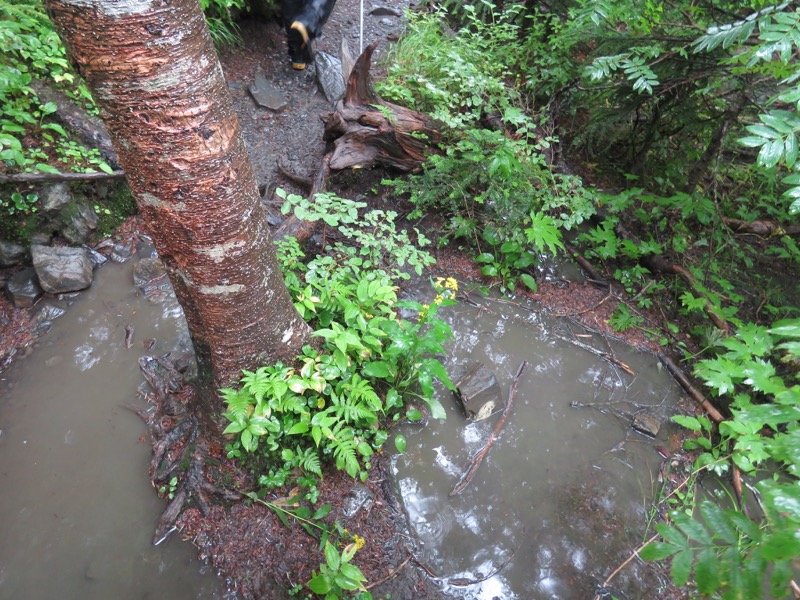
top-left (0, 2), bottom-right (697, 598)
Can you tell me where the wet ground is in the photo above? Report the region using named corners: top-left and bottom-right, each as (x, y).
top-left (0, 239), bottom-right (228, 599)
top-left (0, 2), bottom-right (695, 598)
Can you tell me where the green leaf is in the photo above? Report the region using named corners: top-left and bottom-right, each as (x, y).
top-left (761, 530), bottom-right (800, 561)
top-left (312, 504), bottom-right (332, 520)
top-left (406, 408), bottom-right (423, 421)
top-left (670, 548), bottom-right (694, 587)
top-left (475, 253), bottom-right (495, 263)
top-left (362, 361), bottom-right (390, 378)
top-left (694, 548), bottom-right (719, 594)
top-left (394, 434), bottom-right (407, 453)
top-left (324, 541), bottom-right (340, 572)
top-left (424, 395), bottom-right (447, 420)
top-left (519, 273), bottom-right (538, 291)
top-left (288, 422), bottom-right (309, 435)
top-left (672, 415), bottom-right (703, 431)
top-left (307, 574), bottom-right (332, 595)
top-left (699, 502), bottom-right (738, 545)
top-left (639, 541), bottom-right (680, 561)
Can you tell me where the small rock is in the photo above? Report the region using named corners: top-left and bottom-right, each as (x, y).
top-left (5, 267), bottom-right (43, 308)
top-left (33, 303), bottom-right (66, 324)
top-left (59, 202), bottom-right (99, 245)
top-left (133, 257), bottom-right (172, 300)
top-left (370, 5), bottom-right (402, 17)
top-left (40, 182), bottom-right (72, 215)
top-left (30, 232), bottom-right (53, 246)
top-left (82, 244), bottom-right (109, 267)
top-left (0, 240), bottom-right (26, 268)
top-left (632, 412), bottom-right (662, 437)
top-left (249, 71), bottom-right (288, 111)
top-left (314, 51), bottom-right (346, 103)
top-left (342, 483), bottom-right (374, 518)
top-left (111, 241), bottom-right (136, 263)
top-left (31, 245), bottom-right (94, 294)
top-left (454, 363), bottom-right (500, 421)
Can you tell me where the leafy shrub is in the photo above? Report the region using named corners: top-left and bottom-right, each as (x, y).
top-left (377, 4), bottom-right (595, 292)
top-left (222, 191), bottom-right (455, 499)
top-left (644, 318), bottom-right (800, 597)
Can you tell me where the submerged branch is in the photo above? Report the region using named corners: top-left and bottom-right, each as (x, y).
top-left (450, 361), bottom-right (527, 496)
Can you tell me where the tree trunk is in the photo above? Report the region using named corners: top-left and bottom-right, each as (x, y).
top-left (45, 0), bottom-right (313, 405)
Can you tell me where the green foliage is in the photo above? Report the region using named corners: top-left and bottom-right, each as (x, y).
top-left (644, 319), bottom-right (800, 595)
top-left (378, 4), bottom-right (594, 292)
top-left (1, 189), bottom-right (37, 216)
top-left (0, 0), bottom-right (103, 174)
top-left (223, 191), bottom-right (455, 497)
top-left (200, 0), bottom-right (246, 47)
top-left (307, 541), bottom-right (371, 599)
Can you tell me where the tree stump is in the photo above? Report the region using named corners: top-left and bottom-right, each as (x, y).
top-left (321, 41), bottom-right (441, 172)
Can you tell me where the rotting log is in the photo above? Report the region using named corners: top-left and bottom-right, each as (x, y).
top-left (274, 42), bottom-right (440, 244)
top-left (321, 41), bottom-right (441, 172)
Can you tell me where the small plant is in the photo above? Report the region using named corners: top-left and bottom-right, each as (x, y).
top-left (158, 476), bottom-right (178, 500)
top-left (222, 191), bottom-right (455, 498)
top-left (307, 540), bottom-right (371, 599)
top-left (1, 190), bottom-right (38, 216)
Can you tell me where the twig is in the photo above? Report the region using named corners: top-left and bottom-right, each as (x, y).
top-left (450, 361), bottom-right (527, 496)
top-left (593, 533), bottom-right (659, 599)
top-left (554, 332), bottom-right (635, 376)
top-left (657, 352), bottom-right (725, 424)
top-left (366, 556), bottom-right (411, 590)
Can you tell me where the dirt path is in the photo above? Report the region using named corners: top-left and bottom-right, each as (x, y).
top-left (218, 0), bottom-right (410, 209)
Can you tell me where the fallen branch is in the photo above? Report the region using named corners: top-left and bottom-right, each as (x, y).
top-left (564, 242), bottom-right (608, 287)
top-left (722, 217), bottom-right (800, 237)
top-left (366, 556), bottom-right (412, 590)
top-left (0, 169), bottom-right (125, 184)
top-left (657, 352), bottom-right (725, 424)
top-left (450, 361), bottom-right (527, 496)
top-left (554, 332), bottom-right (635, 376)
top-left (593, 533), bottom-right (659, 600)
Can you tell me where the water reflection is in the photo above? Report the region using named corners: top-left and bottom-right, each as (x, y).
top-left (393, 292), bottom-right (678, 598)
top-left (0, 245), bottom-right (225, 599)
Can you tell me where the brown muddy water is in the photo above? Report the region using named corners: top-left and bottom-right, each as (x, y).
top-left (1, 248), bottom-right (681, 599)
top-left (392, 281), bottom-right (680, 599)
top-left (0, 244), bottom-right (228, 599)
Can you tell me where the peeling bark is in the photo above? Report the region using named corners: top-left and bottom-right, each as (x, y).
top-left (45, 0), bottom-right (313, 400)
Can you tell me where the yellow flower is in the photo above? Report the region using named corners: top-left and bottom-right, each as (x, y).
top-left (353, 534), bottom-right (366, 550)
top-left (445, 277), bottom-right (458, 291)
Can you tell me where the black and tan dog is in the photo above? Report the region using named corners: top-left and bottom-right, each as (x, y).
top-left (281, 0), bottom-right (338, 70)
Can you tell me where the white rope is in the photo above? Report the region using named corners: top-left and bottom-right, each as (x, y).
top-left (359, 0), bottom-right (364, 53)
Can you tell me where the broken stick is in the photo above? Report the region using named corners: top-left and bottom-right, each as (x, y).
top-left (450, 361), bottom-right (528, 496)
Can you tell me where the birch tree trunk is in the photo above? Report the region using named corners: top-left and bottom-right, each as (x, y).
top-left (45, 0), bottom-right (312, 402)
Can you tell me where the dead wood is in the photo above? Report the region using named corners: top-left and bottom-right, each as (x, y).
top-left (29, 78), bottom-right (120, 169)
top-left (657, 352), bottom-right (726, 424)
top-left (554, 332), bottom-right (635, 376)
top-left (722, 217), bottom-right (800, 237)
top-left (450, 361), bottom-right (527, 496)
top-left (564, 242), bottom-right (608, 286)
top-left (321, 42), bottom-right (441, 172)
top-left (0, 169), bottom-right (125, 184)
top-left (615, 223), bottom-right (730, 333)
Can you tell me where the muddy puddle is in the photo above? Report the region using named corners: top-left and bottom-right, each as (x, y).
top-left (1, 246), bottom-right (681, 599)
top-left (393, 283), bottom-right (680, 599)
top-left (0, 244), bottom-right (227, 599)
